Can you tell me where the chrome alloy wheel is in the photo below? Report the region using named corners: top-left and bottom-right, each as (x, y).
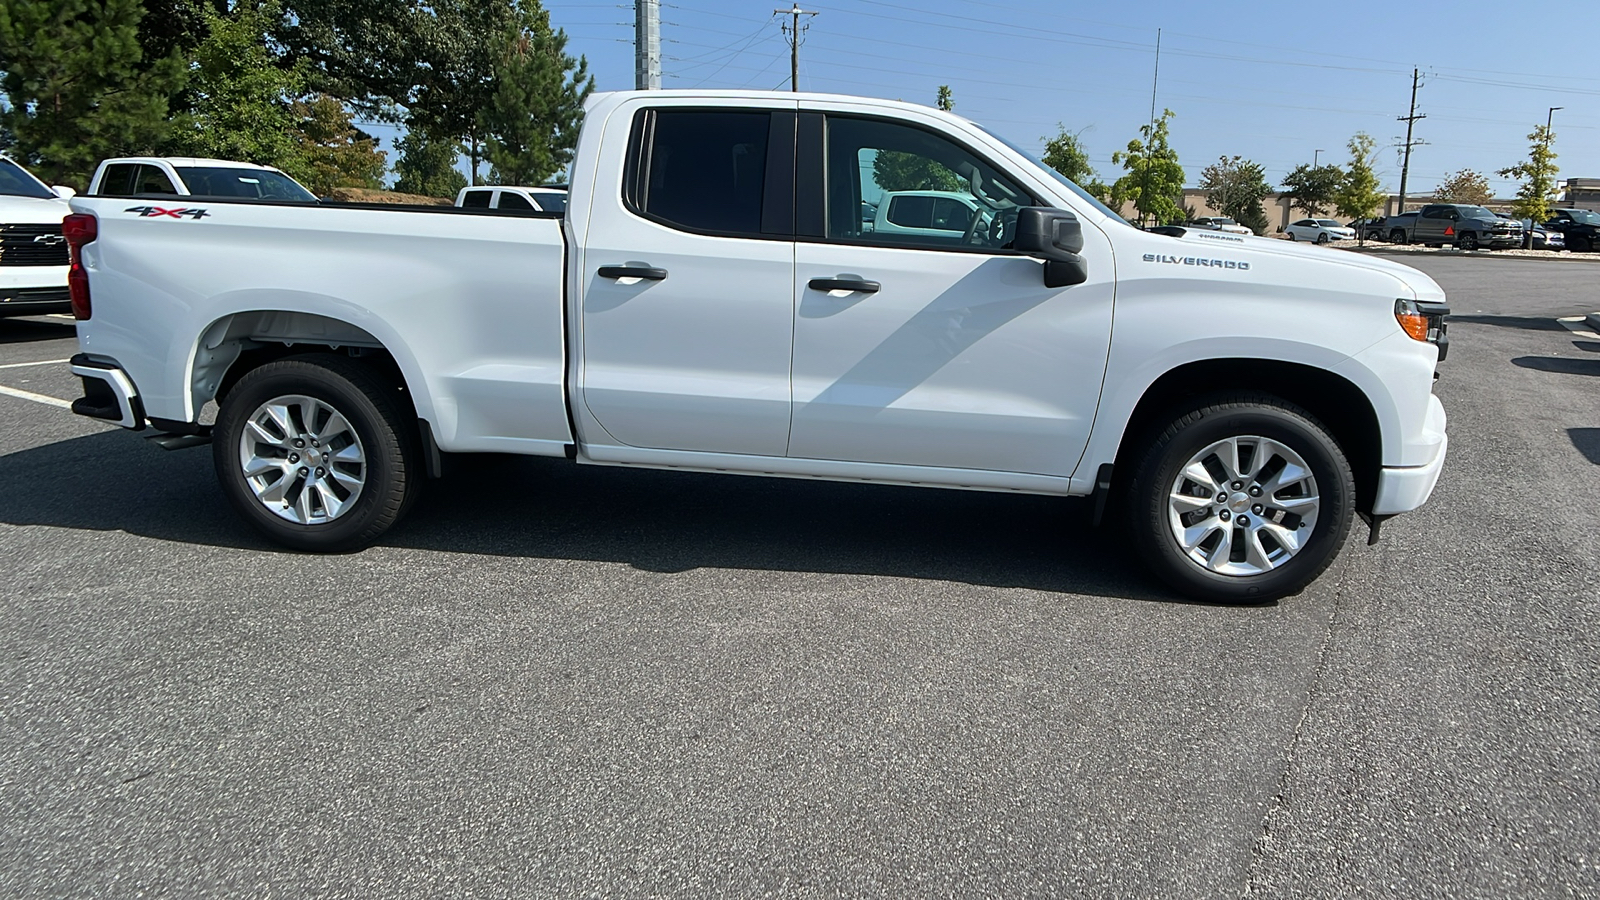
top-left (1166, 435), bottom-right (1320, 576)
top-left (238, 394), bottom-right (367, 525)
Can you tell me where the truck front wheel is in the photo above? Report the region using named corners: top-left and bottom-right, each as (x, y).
top-left (213, 355), bottom-right (419, 551)
top-left (1126, 394), bottom-right (1355, 603)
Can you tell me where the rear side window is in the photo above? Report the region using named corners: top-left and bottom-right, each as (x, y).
top-left (460, 189), bottom-right (492, 209)
top-left (97, 163), bottom-right (139, 196)
top-left (496, 191), bottom-right (535, 210)
top-left (533, 194), bottom-right (567, 213)
top-left (133, 165), bottom-right (179, 195)
top-left (627, 109), bottom-right (771, 236)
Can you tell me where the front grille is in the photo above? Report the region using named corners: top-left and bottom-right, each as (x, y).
top-left (0, 223), bottom-right (70, 267)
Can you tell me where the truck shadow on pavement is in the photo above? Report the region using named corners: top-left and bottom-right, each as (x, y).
top-left (1, 432), bottom-right (1197, 604)
top-left (1446, 314), bottom-right (1572, 332)
top-left (0, 318), bottom-right (75, 345)
top-left (1511, 355), bottom-right (1600, 376)
top-left (1570, 429), bottom-right (1600, 465)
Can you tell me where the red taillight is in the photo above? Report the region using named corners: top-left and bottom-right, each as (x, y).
top-left (63, 213), bottom-right (97, 320)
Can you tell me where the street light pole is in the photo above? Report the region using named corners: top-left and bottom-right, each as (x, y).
top-left (1313, 149), bottom-right (1323, 167)
top-left (1548, 106), bottom-right (1562, 131)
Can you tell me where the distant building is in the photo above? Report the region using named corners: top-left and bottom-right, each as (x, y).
top-left (1561, 178), bottom-right (1600, 211)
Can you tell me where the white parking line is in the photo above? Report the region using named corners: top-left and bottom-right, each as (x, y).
top-left (0, 358), bottom-right (70, 370)
top-left (0, 384), bottom-right (72, 409)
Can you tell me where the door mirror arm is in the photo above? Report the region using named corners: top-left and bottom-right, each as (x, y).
top-left (1014, 207), bottom-right (1089, 287)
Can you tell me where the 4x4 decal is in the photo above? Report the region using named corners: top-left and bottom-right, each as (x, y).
top-left (124, 206), bottom-right (210, 220)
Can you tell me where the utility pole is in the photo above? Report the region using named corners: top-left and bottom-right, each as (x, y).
top-left (776, 4), bottom-right (817, 92)
top-left (634, 0), bottom-right (661, 90)
top-left (1396, 67), bottom-right (1426, 215)
top-left (1139, 27), bottom-right (1161, 227)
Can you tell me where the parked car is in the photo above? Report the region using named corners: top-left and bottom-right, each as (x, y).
top-left (0, 155), bottom-right (74, 317)
top-left (1411, 203), bottom-right (1521, 250)
top-left (872, 190), bottom-right (988, 239)
top-left (63, 89), bottom-right (1451, 603)
top-left (1188, 216), bottom-right (1251, 235)
top-left (1285, 218), bottom-right (1356, 243)
top-left (1350, 217), bottom-right (1388, 241)
top-left (456, 185), bottom-right (568, 213)
top-left (1543, 208), bottom-right (1600, 253)
top-left (88, 157), bottom-right (318, 202)
top-left (1495, 213), bottom-right (1564, 251)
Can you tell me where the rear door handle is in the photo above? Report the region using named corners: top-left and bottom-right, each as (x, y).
top-left (598, 265), bottom-right (668, 281)
top-left (808, 277), bottom-right (880, 293)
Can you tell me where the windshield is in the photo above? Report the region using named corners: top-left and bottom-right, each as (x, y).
top-left (0, 159), bottom-right (56, 200)
top-left (1315, 219), bottom-right (1342, 227)
top-left (975, 124), bottom-right (1131, 227)
top-left (1456, 206), bottom-right (1495, 220)
top-left (1215, 217), bottom-right (1237, 225)
top-left (173, 167), bottom-right (317, 202)
top-left (1564, 209), bottom-right (1600, 226)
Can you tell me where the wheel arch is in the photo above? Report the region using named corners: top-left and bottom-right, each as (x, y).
top-left (1109, 358), bottom-right (1383, 514)
top-left (190, 309), bottom-right (430, 427)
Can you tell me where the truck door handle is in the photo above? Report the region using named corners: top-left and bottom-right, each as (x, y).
top-left (598, 265), bottom-right (668, 281)
top-left (808, 277), bottom-right (880, 293)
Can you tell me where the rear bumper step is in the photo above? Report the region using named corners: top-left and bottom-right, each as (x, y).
top-left (69, 353), bottom-right (145, 430)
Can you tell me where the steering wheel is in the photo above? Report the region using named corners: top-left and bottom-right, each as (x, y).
top-left (962, 208), bottom-right (985, 245)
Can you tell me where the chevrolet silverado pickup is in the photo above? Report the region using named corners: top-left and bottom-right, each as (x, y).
top-left (63, 90), bottom-right (1450, 602)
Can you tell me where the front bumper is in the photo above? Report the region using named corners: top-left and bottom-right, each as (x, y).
top-left (70, 354), bottom-right (145, 430)
top-left (0, 286), bottom-right (70, 316)
top-left (1372, 393), bottom-right (1447, 515)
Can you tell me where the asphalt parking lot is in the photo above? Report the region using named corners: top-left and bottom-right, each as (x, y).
top-left (2, 256), bottom-right (1598, 898)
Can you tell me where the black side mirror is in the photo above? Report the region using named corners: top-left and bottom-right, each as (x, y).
top-left (1014, 207), bottom-right (1089, 287)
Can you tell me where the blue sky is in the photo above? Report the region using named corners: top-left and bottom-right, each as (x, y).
top-left (513, 0), bottom-right (1598, 198)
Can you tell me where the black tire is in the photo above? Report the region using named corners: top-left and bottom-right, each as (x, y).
top-left (1124, 394), bottom-right (1356, 603)
top-left (213, 354), bottom-right (420, 551)
top-left (1573, 235), bottom-right (1594, 253)
top-left (1458, 232), bottom-right (1478, 251)
top-left (1390, 229), bottom-right (1408, 244)
top-left (1315, 232), bottom-right (1330, 244)
top-left (1287, 233), bottom-right (1298, 241)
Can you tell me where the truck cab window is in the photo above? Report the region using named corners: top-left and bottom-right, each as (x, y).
top-left (628, 109), bottom-right (771, 236)
top-left (497, 191), bottom-right (536, 210)
top-left (133, 165), bottom-right (178, 195)
top-left (823, 116), bottom-right (1030, 252)
top-left (461, 189), bottom-right (492, 209)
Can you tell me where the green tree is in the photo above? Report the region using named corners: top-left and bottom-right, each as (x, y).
top-left (1432, 169), bottom-right (1492, 205)
top-left (1110, 108), bottom-right (1184, 226)
top-left (167, 2), bottom-right (306, 168)
top-left (476, 3), bottom-right (593, 186)
top-left (1281, 162), bottom-right (1344, 217)
top-left (1198, 155), bottom-right (1271, 233)
top-left (1041, 125), bottom-right (1110, 199)
top-left (1497, 125), bottom-right (1559, 222)
top-left (936, 84), bottom-right (953, 112)
top-left (0, 0), bottom-right (185, 187)
top-left (288, 93), bottom-right (386, 195)
top-left (1334, 132), bottom-right (1387, 242)
top-left (392, 126), bottom-right (466, 198)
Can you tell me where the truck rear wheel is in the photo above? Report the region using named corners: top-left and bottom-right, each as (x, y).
top-left (213, 355), bottom-right (419, 551)
top-left (1125, 394), bottom-right (1355, 603)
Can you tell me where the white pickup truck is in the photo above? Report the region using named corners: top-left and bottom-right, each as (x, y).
top-left (63, 90), bottom-right (1450, 601)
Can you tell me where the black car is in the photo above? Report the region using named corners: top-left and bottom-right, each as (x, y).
top-left (1544, 208), bottom-right (1600, 252)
